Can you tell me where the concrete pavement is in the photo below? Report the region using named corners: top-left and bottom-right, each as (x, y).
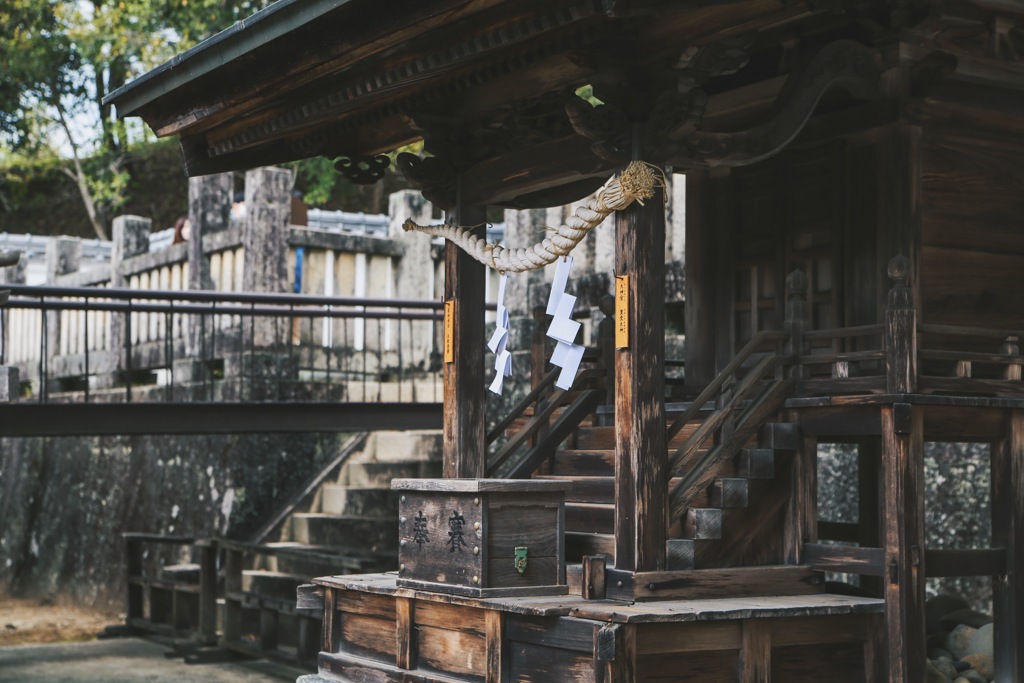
top-left (0, 638), bottom-right (306, 682)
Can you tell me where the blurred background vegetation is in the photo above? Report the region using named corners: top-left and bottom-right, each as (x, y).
top-left (0, 0), bottom-right (413, 239)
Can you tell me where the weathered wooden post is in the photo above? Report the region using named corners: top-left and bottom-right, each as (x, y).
top-left (992, 409), bottom-right (1024, 683)
top-left (1002, 336), bottom-right (1021, 382)
top-left (614, 132), bottom-right (667, 574)
top-left (784, 268), bottom-right (808, 379)
top-left (885, 255), bottom-right (916, 394)
top-left (443, 176), bottom-right (486, 479)
top-left (197, 538), bottom-right (218, 646)
top-left (881, 401), bottom-right (925, 683)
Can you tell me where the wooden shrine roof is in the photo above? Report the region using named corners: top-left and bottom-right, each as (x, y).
top-left (105, 0), bottom-right (1023, 208)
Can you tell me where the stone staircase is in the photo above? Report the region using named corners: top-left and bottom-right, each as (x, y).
top-left (223, 430), bottom-right (441, 664)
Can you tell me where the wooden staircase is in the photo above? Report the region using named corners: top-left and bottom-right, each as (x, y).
top-left (548, 415), bottom-right (800, 570)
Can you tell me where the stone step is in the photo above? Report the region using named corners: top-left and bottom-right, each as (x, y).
top-left (369, 430), bottom-right (442, 464)
top-left (341, 460), bottom-right (441, 488)
top-left (565, 502), bottom-right (614, 534)
top-left (289, 513), bottom-right (397, 553)
top-left (320, 486), bottom-right (401, 516)
top-left (258, 544), bottom-right (382, 577)
top-left (683, 508), bottom-right (722, 540)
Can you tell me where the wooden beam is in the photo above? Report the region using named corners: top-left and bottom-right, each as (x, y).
top-left (605, 565), bottom-right (823, 601)
top-left (881, 403), bottom-right (925, 683)
top-left (992, 409), bottom-right (1024, 683)
top-left (614, 144), bottom-right (667, 573)
top-left (803, 543), bottom-right (885, 576)
top-left (443, 179), bottom-right (487, 479)
top-left (784, 427), bottom-right (817, 564)
top-left (740, 619), bottom-right (771, 683)
top-left (925, 548), bottom-right (1007, 577)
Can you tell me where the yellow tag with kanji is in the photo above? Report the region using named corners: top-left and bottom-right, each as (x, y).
top-left (443, 300), bottom-right (455, 363)
top-left (615, 275), bottom-right (629, 349)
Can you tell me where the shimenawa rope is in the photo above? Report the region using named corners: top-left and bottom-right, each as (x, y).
top-left (402, 161), bottom-right (665, 273)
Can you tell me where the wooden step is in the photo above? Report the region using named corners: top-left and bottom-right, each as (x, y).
top-left (710, 478), bottom-right (749, 508)
top-left (736, 448), bottom-right (775, 479)
top-left (565, 502), bottom-right (614, 534)
top-left (565, 531), bottom-right (614, 561)
top-left (551, 449), bottom-right (615, 476)
top-left (537, 475), bottom-right (710, 508)
top-left (683, 508), bottom-right (722, 540)
top-left (575, 424), bottom-right (698, 450)
top-left (760, 422), bottom-right (800, 450)
top-left (241, 570), bottom-right (307, 600)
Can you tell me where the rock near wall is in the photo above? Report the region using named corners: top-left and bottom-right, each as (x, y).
top-left (0, 432), bottom-right (346, 610)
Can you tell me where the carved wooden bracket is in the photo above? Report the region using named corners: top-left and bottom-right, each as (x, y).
top-left (396, 153), bottom-right (457, 208)
top-left (332, 154), bottom-right (391, 185)
top-left (669, 39), bottom-right (882, 168)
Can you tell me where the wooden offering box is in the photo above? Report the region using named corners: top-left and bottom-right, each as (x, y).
top-left (391, 478), bottom-right (570, 597)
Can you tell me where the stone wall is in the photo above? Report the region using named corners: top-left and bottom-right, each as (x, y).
top-left (0, 432), bottom-right (348, 610)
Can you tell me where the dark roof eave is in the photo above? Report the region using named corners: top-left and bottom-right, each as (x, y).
top-left (103, 0), bottom-right (349, 116)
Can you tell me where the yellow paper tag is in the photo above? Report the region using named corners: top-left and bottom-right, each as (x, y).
top-left (615, 275), bottom-right (629, 349)
top-left (443, 300), bottom-right (455, 363)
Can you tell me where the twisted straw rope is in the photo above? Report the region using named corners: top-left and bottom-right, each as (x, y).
top-left (402, 161), bottom-right (664, 273)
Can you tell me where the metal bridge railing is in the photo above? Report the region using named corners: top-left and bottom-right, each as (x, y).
top-left (1, 284), bottom-right (450, 405)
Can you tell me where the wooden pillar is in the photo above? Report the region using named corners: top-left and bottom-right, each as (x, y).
top-left (992, 409), bottom-right (1024, 683)
top-left (885, 256), bottom-right (916, 394)
top-left (784, 426), bottom-right (817, 564)
top-left (614, 149), bottom-right (667, 573)
top-left (443, 177), bottom-right (487, 479)
top-left (197, 539), bottom-right (218, 645)
top-left (683, 170), bottom-right (716, 389)
top-left (881, 402), bottom-right (925, 683)
top-left (858, 438), bottom-right (883, 596)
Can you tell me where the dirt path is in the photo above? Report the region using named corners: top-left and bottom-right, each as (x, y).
top-left (0, 597), bottom-right (120, 647)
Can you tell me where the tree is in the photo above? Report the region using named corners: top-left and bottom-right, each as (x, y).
top-left (0, 0), bottom-right (272, 239)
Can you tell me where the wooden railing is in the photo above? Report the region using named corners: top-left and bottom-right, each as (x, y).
top-left (918, 325), bottom-right (1023, 396)
top-left (667, 339), bottom-right (792, 521)
top-left (486, 353), bottom-right (605, 479)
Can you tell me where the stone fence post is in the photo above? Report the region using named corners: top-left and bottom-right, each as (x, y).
top-left (110, 216), bottom-right (151, 385)
top-left (236, 167), bottom-right (292, 399)
top-left (44, 238), bottom-right (82, 360)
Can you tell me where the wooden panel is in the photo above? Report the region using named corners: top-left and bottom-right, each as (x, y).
top-left (771, 643), bottom-right (865, 683)
top-left (920, 245), bottom-right (1024, 330)
top-left (396, 597), bottom-right (414, 670)
top-left (636, 650), bottom-right (739, 683)
top-left (635, 621), bottom-right (742, 654)
top-left (507, 640), bottom-right (594, 683)
top-left (336, 590), bottom-right (396, 621)
top-left (506, 615), bottom-right (595, 653)
top-left (921, 135), bottom-right (1024, 255)
top-left (415, 602), bottom-right (485, 635)
top-left (769, 615), bottom-right (871, 647)
top-left (341, 613), bottom-right (398, 662)
top-left (485, 609), bottom-right (503, 683)
top-left (486, 504), bottom-right (560, 557)
top-left (416, 624), bottom-right (486, 679)
top-left (606, 566), bottom-right (823, 601)
top-left (486, 557), bottom-right (560, 588)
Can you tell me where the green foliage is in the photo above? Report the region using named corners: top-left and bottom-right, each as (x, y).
top-left (0, 0), bottom-right (273, 237)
